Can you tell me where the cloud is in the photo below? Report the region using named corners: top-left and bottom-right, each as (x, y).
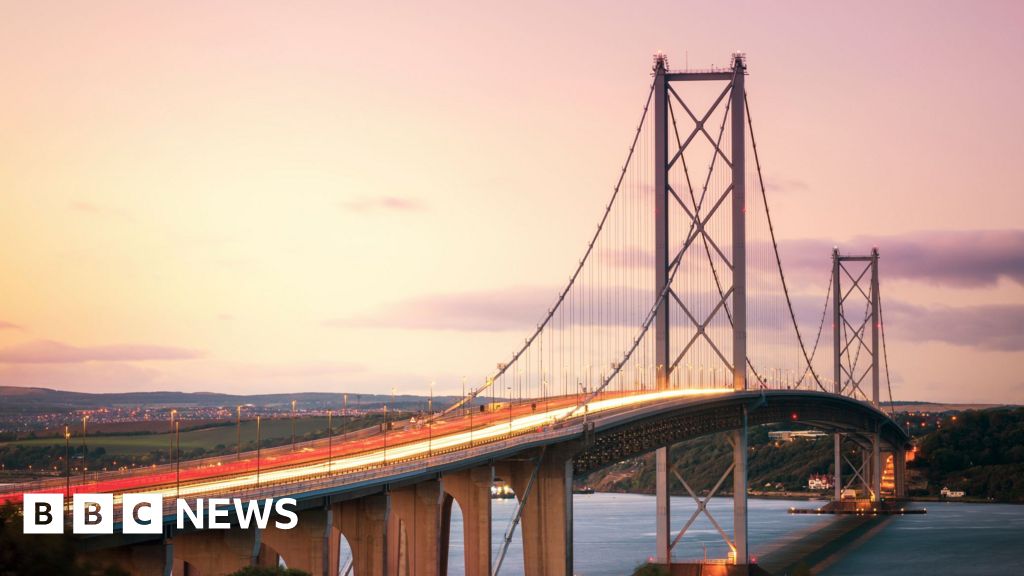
top-left (883, 302), bottom-right (1024, 352)
top-left (327, 287), bottom-right (553, 331)
top-left (327, 285), bottom-right (813, 333)
top-left (0, 340), bottom-right (203, 364)
top-left (604, 230), bottom-right (1024, 289)
top-left (341, 196), bottom-right (426, 213)
top-left (0, 321), bottom-right (22, 331)
top-left (765, 176), bottom-right (809, 194)
top-left (779, 230), bottom-right (1024, 288)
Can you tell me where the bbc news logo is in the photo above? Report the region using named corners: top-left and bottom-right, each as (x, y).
top-left (23, 493), bottom-right (298, 534)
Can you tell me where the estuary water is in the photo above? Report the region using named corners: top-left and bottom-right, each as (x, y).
top-left (443, 493), bottom-right (1024, 575)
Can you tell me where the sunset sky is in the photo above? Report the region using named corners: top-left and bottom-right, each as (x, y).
top-left (1, 1), bottom-right (1022, 403)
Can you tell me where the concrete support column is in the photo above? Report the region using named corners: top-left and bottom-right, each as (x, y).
top-left (388, 480), bottom-right (442, 576)
top-left (871, 434), bottom-right (882, 501)
top-left (894, 447), bottom-right (907, 498)
top-left (655, 447), bottom-right (671, 564)
top-left (261, 507), bottom-right (329, 575)
top-left (442, 466), bottom-right (493, 576)
top-left (91, 540), bottom-right (171, 575)
top-left (833, 433), bottom-right (842, 501)
top-left (502, 449), bottom-right (574, 576)
top-left (732, 427), bottom-right (748, 565)
top-left (173, 527), bottom-right (258, 575)
top-left (335, 493), bottom-right (388, 576)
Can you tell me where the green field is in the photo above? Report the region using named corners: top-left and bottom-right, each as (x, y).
top-left (5, 416), bottom-right (359, 456)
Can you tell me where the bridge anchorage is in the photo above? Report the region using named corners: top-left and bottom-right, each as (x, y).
top-left (8, 52), bottom-right (912, 576)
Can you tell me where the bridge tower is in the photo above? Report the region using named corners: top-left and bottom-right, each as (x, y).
top-left (832, 248), bottom-right (883, 502)
top-left (652, 52), bottom-right (749, 568)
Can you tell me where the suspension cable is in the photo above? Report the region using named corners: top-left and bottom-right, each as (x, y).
top-left (663, 96), bottom-right (770, 387)
top-left (878, 282), bottom-right (896, 418)
top-left (745, 92), bottom-right (826, 392)
top-left (439, 81), bottom-right (657, 417)
top-left (795, 270), bottom-right (833, 387)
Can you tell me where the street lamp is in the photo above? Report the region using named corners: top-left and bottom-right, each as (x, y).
top-left (291, 399), bottom-right (297, 451)
top-left (327, 409), bottom-right (333, 475)
top-left (64, 425), bottom-right (71, 509)
top-left (81, 415), bottom-right (89, 486)
top-left (382, 399), bottom-right (389, 466)
top-left (428, 381), bottom-right (434, 456)
top-left (236, 405), bottom-right (243, 461)
top-left (168, 409), bottom-right (177, 462)
top-left (175, 420), bottom-right (181, 498)
top-left (342, 393), bottom-right (349, 441)
top-left (256, 415), bottom-right (262, 487)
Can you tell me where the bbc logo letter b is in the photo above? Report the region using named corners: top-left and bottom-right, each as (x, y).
top-left (24, 493), bottom-right (64, 534)
top-left (73, 493), bottom-right (114, 534)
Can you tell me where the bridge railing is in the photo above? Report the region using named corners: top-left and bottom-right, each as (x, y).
top-left (152, 416), bottom-right (589, 520)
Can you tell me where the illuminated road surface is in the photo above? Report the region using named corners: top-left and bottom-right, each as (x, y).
top-left (2, 388), bottom-right (732, 504)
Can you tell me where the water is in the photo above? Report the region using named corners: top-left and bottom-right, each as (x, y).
top-left (818, 501), bottom-right (1024, 576)
top-left (443, 493), bottom-right (1024, 575)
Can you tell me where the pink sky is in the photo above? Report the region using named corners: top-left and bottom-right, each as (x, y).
top-left (1, 1), bottom-right (1022, 402)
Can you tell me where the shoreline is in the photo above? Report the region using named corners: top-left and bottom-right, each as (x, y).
top-left (584, 489), bottom-right (1020, 505)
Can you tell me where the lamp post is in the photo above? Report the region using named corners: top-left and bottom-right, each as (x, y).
top-left (290, 399), bottom-right (297, 451)
top-left (326, 409), bottom-right (333, 476)
top-left (507, 385), bottom-right (513, 436)
top-left (64, 425), bottom-right (71, 508)
top-left (382, 400), bottom-right (389, 466)
top-left (256, 415), bottom-right (262, 487)
top-left (175, 420), bottom-right (181, 498)
top-left (81, 415), bottom-right (88, 486)
top-left (168, 409), bottom-right (177, 462)
top-left (428, 381), bottom-right (434, 456)
top-left (236, 405), bottom-right (243, 461)
top-left (343, 393), bottom-right (349, 441)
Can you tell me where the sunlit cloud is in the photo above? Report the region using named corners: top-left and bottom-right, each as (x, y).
top-left (0, 321), bottom-right (22, 331)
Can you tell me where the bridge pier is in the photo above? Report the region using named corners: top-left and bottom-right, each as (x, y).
top-left (90, 539), bottom-right (171, 575)
top-left (894, 447), bottom-right (907, 497)
top-left (172, 526), bottom-right (258, 575)
top-left (260, 507), bottom-right (331, 575)
top-left (871, 433), bottom-right (882, 501)
top-left (442, 466), bottom-right (493, 576)
top-left (335, 493), bottom-right (388, 576)
top-left (497, 448), bottom-right (574, 576)
top-left (387, 480), bottom-right (443, 576)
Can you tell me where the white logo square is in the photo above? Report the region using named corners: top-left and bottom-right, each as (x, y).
top-left (122, 493), bottom-right (163, 534)
top-left (73, 493), bottom-right (114, 534)
top-left (23, 493), bottom-right (64, 534)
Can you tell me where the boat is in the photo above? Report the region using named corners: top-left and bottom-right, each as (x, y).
top-left (490, 483), bottom-right (515, 499)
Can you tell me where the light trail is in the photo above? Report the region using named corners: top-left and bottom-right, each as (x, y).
top-left (4, 388), bottom-right (733, 504)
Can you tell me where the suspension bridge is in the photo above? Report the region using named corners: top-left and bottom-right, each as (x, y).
top-left (5, 53), bottom-right (910, 576)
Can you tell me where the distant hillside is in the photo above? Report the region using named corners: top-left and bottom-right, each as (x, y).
top-left (0, 386), bottom-right (469, 413)
top-left (886, 401), bottom-right (1011, 413)
top-left (911, 407), bottom-right (1024, 501)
